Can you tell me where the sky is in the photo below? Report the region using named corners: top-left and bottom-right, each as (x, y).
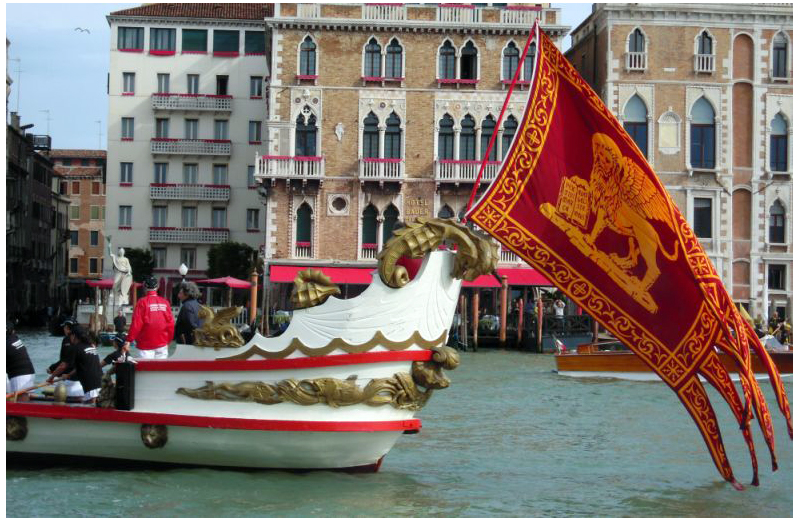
top-left (5, 2), bottom-right (592, 150)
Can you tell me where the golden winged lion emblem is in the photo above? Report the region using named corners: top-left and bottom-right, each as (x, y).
top-left (540, 133), bottom-right (679, 313)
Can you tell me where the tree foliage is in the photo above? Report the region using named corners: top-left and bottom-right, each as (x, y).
top-left (125, 248), bottom-right (154, 282)
top-left (207, 241), bottom-right (257, 280)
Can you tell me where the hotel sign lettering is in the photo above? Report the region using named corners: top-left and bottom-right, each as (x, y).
top-left (405, 197), bottom-right (430, 217)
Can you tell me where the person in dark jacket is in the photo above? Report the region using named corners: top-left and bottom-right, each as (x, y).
top-left (48, 324), bottom-right (103, 404)
top-left (174, 282), bottom-right (202, 345)
top-left (113, 308), bottom-right (127, 335)
top-left (6, 322), bottom-right (35, 400)
top-left (48, 319), bottom-right (85, 397)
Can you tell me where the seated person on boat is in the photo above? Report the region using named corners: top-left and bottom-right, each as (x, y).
top-left (47, 319), bottom-right (85, 397)
top-left (47, 324), bottom-right (103, 404)
top-left (6, 321), bottom-right (35, 401)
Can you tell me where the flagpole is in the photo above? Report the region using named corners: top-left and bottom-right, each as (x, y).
top-left (463, 20), bottom-right (539, 221)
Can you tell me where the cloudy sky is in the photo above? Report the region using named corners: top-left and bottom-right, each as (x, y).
top-left (5, 2), bottom-right (592, 150)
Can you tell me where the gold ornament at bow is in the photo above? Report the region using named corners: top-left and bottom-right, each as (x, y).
top-left (291, 268), bottom-right (341, 309)
top-left (194, 306), bottom-right (245, 349)
top-left (377, 217), bottom-right (498, 288)
top-left (177, 345), bottom-right (461, 411)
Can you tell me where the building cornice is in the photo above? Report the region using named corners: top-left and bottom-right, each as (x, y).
top-left (599, 4), bottom-right (790, 29)
top-left (107, 15), bottom-right (265, 29)
top-left (267, 17), bottom-right (569, 38)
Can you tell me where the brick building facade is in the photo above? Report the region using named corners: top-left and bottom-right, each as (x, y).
top-left (566, 3), bottom-right (793, 321)
top-left (47, 149), bottom-right (108, 287)
top-left (258, 3), bottom-right (567, 306)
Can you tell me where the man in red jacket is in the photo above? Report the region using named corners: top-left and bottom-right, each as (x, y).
top-left (123, 276), bottom-right (175, 359)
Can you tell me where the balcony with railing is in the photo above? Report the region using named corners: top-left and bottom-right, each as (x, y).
top-left (151, 94), bottom-right (232, 111)
top-left (694, 54), bottom-right (715, 73)
top-left (149, 183), bottom-right (230, 201)
top-left (625, 52), bottom-right (647, 72)
top-left (499, 247), bottom-right (521, 264)
top-left (362, 3), bottom-right (405, 21)
top-left (151, 138), bottom-right (231, 156)
top-left (435, 160), bottom-right (500, 186)
top-left (294, 242), bottom-right (312, 259)
top-left (275, 3), bottom-right (557, 28)
top-left (360, 242), bottom-right (378, 260)
top-left (359, 158), bottom-right (404, 183)
top-left (256, 155), bottom-right (324, 182)
top-left (149, 227), bottom-right (229, 244)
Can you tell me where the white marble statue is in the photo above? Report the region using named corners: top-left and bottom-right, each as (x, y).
top-left (107, 236), bottom-right (133, 307)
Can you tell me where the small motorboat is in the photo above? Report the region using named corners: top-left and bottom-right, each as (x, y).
top-left (7, 219), bottom-right (496, 471)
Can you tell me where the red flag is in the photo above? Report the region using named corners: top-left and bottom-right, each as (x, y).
top-left (467, 27), bottom-right (791, 487)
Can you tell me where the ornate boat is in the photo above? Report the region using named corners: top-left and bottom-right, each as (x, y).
top-left (555, 343), bottom-right (793, 382)
top-left (7, 219), bottom-right (497, 471)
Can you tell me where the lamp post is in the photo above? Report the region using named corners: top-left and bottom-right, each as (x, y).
top-left (178, 263), bottom-right (188, 284)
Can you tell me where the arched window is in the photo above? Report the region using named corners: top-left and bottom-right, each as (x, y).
top-left (460, 41), bottom-right (478, 80)
top-left (363, 112), bottom-right (379, 159)
top-left (299, 36), bottom-right (316, 76)
top-left (523, 43), bottom-right (536, 81)
top-left (382, 205), bottom-right (399, 245)
top-left (629, 29), bottom-right (645, 52)
top-left (364, 37), bottom-right (382, 77)
top-left (690, 97), bottom-right (715, 169)
top-left (362, 205), bottom-right (378, 245)
top-left (386, 38), bottom-right (403, 79)
top-left (770, 114), bottom-right (788, 172)
top-left (481, 115), bottom-right (497, 161)
top-left (769, 201), bottom-right (786, 243)
top-left (438, 114), bottom-right (454, 160)
top-left (623, 95), bottom-right (648, 156)
top-left (502, 116), bottom-right (518, 158)
top-left (459, 115), bottom-right (476, 161)
top-left (503, 42), bottom-right (519, 81)
top-left (439, 41), bottom-right (456, 80)
top-left (773, 32), bottom-right (788, 78)
top-left (385, 112), bottom-right (402, 159)
top-left (698, 31), bottom-right (713, 55)
top-left (437, 205), bottom-right (454, 220)
top-left (295, 111), bottom-right (317, 156)
top-left (296, 203), bottom-right (312, 244)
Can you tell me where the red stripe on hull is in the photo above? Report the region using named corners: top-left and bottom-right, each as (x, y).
top-left (6, 403), bottom-right (421, 433)
top-left (135, 350), bottom-right (432, 371)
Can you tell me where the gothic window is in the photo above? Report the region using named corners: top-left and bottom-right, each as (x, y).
top-left (623, 95), bottom-right (648, 156)
top-left (296, 203), bottom-right (312, 244)
top-left (629, 29), bottom-right (645, 52)
top-left (523, 43), bottom-right (536, 81)
top-left (502, 116), bottom-right (518, 158)
top-left (299, 36), bottom-right (317, 76)
top-left (438, 114), bottom-right (454, 160)
top-left (698, 31), bottom-right (713, 55)
top-left (690, 97), bottom-right (715, 169)
top-left (439, 41), bottom-right (456, 79)
top-left (769, 201), bottom-right (786, 243)
top-left (772, 32), bottom-right (788, 78)
top-left (481, 115), bottom-right (498, 161)
top-left (385, 112), bottom-right (402, 159)
top-left (437, 205), bottom-right (455, 219)
top-left (770, 114), bottom-right (788, 172)
top-left (295, 110), bottom-right (317, 157)
top-left (386, 38), bottom-right (403, 79)
top-left (382, 205), bottom-right (399, 245)
top-left (503, 42), bottom-right (519, 80)
top-left (364, 38), bottom-right (382, 77)
top-left (362, 205), bottom-right (378, 245)
top-left (363, 112), bottom-right (379, 159)
top-left (459, 115), bottom-right (476, 161)
top-left (460, 41), bottom-right (478, 80)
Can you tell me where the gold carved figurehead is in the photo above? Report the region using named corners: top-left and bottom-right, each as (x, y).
top-left (291, 269), bottom-right (341, 310)
top-left (377, 217), bottom-right (498, 288)
top-left (194, 306), bottom-right (245, 349)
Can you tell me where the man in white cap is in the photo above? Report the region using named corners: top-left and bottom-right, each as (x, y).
top-left (123, 275), bottom-right (174, 359)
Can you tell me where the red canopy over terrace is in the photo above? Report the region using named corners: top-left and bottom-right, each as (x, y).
top-left (194, 276), bottom-right (252, 289)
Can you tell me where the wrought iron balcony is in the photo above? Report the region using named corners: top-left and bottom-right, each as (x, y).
top-left (255, 155), bottom-right (324, 182)
top-left (434, 160), bottom-right (500, 186)
top-left (694, 54), bottom-right (715, 73)
top-left (358, 158), bottom-right (404, 183)
top-left (149, 227), bottom-right (229, 244)
top-left (151, 94), bottom-right (232, 111)
top-left (149, 183), bottom-right (230, 201)
top-left (151, 138), bottom-right (231, 156)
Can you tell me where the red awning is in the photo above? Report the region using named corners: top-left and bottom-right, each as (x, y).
top-left (85, 278), bottom-right (142, 289)
top-left (195, 276), bottom-right (251, 289)
top-left (270, 265), bottom-right (375, 285)
top-left (462, 268), bottom-right (551, 288)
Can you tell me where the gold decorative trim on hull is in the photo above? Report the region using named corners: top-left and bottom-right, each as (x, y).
top-left (378, 217), bottom-right (498, 289)
top-left (218, 330), bottom-right (449, 360)
top-left (178, 346), bottom-right (460, 411)
top-left (195, 306), bottom-right (246, 349)
top-left (291, 269), bottom-right (341, 309)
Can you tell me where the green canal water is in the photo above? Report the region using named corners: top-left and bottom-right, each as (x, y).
top-left (6, 330), bottom-right (793, 517)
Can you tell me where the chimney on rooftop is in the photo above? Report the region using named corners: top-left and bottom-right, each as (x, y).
top-left (10, 111), bottom-right (19, 130)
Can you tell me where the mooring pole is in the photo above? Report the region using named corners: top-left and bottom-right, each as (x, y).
top-left (499, 275), bottom-right (508, 346)
top-left (472, 291), bottom-right (480, 350)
